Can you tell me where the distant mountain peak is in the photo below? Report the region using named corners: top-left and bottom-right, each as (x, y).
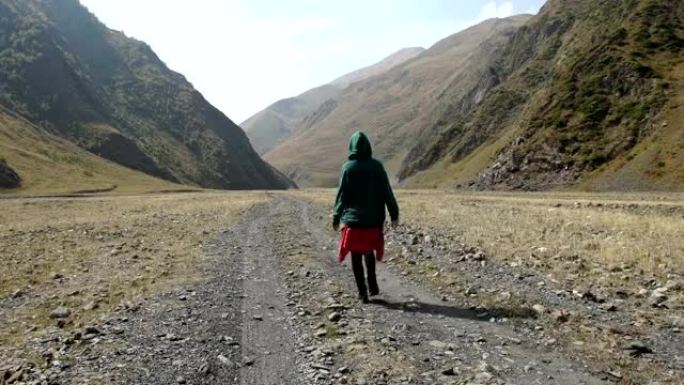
top-left (330, 47), bottom-right (425, 88)
top-left (242, 46), bottom-right (425, 155)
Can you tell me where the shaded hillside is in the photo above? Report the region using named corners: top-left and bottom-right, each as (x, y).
top-left (0, 0), bottom-right (293, 190)
top-left (402, 0), bottom-right (684, 190)
top-left (265, 16), bottom-right (530, 186)
top-left (242, 47), bottom-right (424, 155)
top-left (0, 109), bottom-right (182, 195)
top-left (0, 157), bottom-right (20, 188)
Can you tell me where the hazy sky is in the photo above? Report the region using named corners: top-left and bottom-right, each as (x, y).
top-left (79, 0), bottom-right (546, 123)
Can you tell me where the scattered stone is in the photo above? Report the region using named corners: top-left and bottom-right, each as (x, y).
top-left (50, 307), bottom-right (71, 319)
top-left (441, 367), bottom-right (457, 376)
top-left (532, 304), bottom-right (546, 316)
top-left (550, 309), bottom-right (569, 323)
top-left (82, 300), bottom-right (99, 311)
top-left (217, 354), bottom-right (234, 368)
top-left (328, 312), bottom-right (342, 322)
top-left (85, 325), bottom-right (102, 335)
top-left (606, 370), bottom-right (623, 379)
top-left (664, 280), bottom-right (682, 291)
top-left (411, 235), bottom-right (420, 245)
top-left (624, 341), bottom-right (653, 357)
top-left (198, 361), bottom-right (211, 375)
top-left (649, 291), bottom-right (668, 307)
top-left (573, 289), bottom-right (602, 303)
top-left (311, 363), bottom-right (331, 371)
top-left (428, 340), bottom-right (447, 349)
top-left (474, 371), bottom-right (494, 383)
top-left (668, 315), bottom-right (684, 328)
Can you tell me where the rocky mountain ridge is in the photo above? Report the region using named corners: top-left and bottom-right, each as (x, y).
top-left (401, 0), bottom-right (684, 191)
top-left (0, 0), bottom-right (293, 190)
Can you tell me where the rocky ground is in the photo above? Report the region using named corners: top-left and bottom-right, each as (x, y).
top-left (1, 192), bottom-right (682, 384)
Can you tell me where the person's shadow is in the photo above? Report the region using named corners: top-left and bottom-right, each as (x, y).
top-left (370, 298), bottom-right (537, 321)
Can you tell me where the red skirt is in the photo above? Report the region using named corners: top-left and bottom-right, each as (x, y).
top-left (338, 227), bottom-right (384, 263)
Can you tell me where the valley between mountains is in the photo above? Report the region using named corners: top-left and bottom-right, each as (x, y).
top-left (2, 191), bottom-right (683, 385)
top-left (1, 0), bottom-right (683, 384)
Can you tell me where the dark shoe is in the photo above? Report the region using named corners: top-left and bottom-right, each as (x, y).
top-left (369, 289), bottom-right (380, 297)
top-left (359, 293), bottom-right (369, 304)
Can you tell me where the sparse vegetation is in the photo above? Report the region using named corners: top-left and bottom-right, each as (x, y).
top-left (400, 0), bottom-right (683, 190)
top-left (0, 192), bottom-right (267, 356)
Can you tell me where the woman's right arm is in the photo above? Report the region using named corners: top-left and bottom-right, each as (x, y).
top-left (332, 168), bottom-right (348, 230)
top-left (383, 169), bottom-right (399, 225)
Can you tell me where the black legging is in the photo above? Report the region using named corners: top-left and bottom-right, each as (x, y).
top-left (351, 252), bottom-right (379, 296)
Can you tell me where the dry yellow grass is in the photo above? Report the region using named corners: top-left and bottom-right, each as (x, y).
top-left (398, 191), bottom-right (684, 283)
top-left (296, 189), bottom-right (684, 281)
top-left (0, 192), bottom-right (267, 353)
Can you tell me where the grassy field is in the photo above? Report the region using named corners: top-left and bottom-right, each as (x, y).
top-left (300, 189), bottom-right (684, 277)
top-left (0, 192), bottom-right (267, 359)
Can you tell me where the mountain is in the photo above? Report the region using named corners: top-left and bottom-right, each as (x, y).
top-left (330, 47), bottom-right (425, 88)
top-left (0, 0), bottom-right (293, 191)
top-left (242, 84), bottom-right (341, 154)
top-left (401, 0), bottom-right (684, 190)
top-left (0, 106), bottom-right (181, 195)
top-left (242, 47), bottom-right (424, 155)
top-left (264, 16), bottom-right (531, 186)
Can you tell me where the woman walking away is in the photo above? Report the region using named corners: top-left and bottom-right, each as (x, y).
top-left (333, 131), bottom-right (399, 304)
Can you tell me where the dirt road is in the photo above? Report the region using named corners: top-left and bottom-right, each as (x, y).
top-left (37, 194), bottom-right (614, 385)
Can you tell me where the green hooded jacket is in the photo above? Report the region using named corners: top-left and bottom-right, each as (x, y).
top-left (333, 131), bottom-right (399, 228)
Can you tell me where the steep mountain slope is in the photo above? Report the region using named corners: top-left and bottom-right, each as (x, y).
top-left (0, 108), bottom-right (181, 195)
top-left (402, 0), bottom-right (684, 190)
top-left (242, 47), bottom-right (424, 155)
top-left (0, 0), bottom-right (293, 190)
top-left (265, 16), bottom-right (531, 186)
